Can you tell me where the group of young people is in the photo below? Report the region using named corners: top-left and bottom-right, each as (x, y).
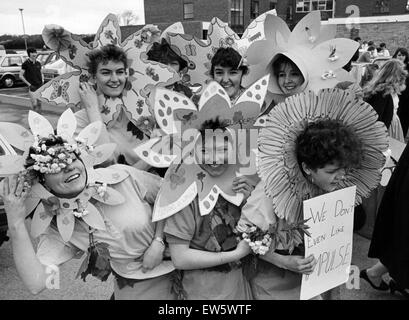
top-left (0, 11), bottom-right (405, 300)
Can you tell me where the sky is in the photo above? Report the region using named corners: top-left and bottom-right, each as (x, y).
top-left (0, 0), bottom-right (145, 35)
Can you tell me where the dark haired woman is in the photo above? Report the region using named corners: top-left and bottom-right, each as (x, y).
top-left (146, 38), bottom-right (194, 99)
top-left (210, 47), bottom-right (249, 103)
top-left (237, 89), bottom-right (388, 299)
top-left (77, 44), bottom-right (153, 167)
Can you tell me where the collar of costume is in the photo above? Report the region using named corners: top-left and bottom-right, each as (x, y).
top-left (166, 11), bottom-right (277, 91)
top-left (242, 11), bottom-right (359, 95)
top-left (34, 14), bottom-right (180, 137)
top-left (257, 88), bottom-right (388, 224)
top-left (0, 109), bottom-right (128, 242)
top-left (134, 76), bottom-right (269, 221)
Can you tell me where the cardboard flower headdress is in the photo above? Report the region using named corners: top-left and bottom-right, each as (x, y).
top-left (166, 12), bottom-right (276, 90)
top-left (0, 109), bottom-right (129, 242)
top-left (34, 14), bottom-right (180, 131)
top-left (243, 11), bottom-right (358, 94)
top-left (138, 76), bottom-right (269, 222)
top-left (257, 88), bottom-right (388, 224)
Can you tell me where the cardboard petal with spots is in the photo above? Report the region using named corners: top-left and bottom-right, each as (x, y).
top-left (236, 9), bottom-right (278, 55)
top-left (135, 75), bottom-right (269, 168)
top-left (148, 77), bottom-right (269, 221)
top-left (161, 22), bottom-right (185, 40)
top-left (166, 17), bottom-right (240, 89)
top-left (0, 109), bottom-right (128, 242)
top-left (243, 11), bottom-right (359, 94)
top-left (35, 14), bottom-right (180, 130)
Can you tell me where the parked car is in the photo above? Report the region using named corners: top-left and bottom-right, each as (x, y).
top-left (0, 132), bottom-right (18, 246)
top-left (0, 53), bottom-right (28, 88)
top-left (42, 57), bottom-right (75, 82)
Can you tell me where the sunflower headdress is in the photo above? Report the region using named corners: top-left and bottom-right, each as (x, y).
top-left (35, 14), bottom-right (180, 134)
top-left (257, 88), bottom-right (388, 224)
top-left (134, 76), bottom-right (269, 221)
top-left (243, 11), bottom-right (358, 94)
top-left (0, 109), bottom-right (128, 242)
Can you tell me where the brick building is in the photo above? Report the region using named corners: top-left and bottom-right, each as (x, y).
top-left (144, 0), bottom-right (279, 38)
top-left (121, 0), bottom-right (409, 53)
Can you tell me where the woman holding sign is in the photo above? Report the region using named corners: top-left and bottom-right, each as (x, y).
top-left (237, 88), bottom-right (388, 299)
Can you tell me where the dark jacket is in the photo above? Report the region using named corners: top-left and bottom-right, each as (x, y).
top-left (364, 92), bottom-right (394, 129)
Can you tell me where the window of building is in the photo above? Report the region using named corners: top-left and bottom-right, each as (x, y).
top-left (373, 0), bottom-right (389, 14)
top-left (251, 1), bottom-right (260, 19)
top-left (295, 0), bottom-right (334, 18)
top-left (231, 0), bottom-right (244, 32)
top-left (296, 0), bottom-right (333, 12)
top-left (184, 3), bottom-right (194, 20)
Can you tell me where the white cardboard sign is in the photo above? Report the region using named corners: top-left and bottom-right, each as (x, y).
top-left (300, 186), bottom-right (356, 300)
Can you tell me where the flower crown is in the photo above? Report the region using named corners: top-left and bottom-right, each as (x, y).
top-left (27, 134), bottom-right (95, 174)
top-left (0, 109), bottom-right (124, 242)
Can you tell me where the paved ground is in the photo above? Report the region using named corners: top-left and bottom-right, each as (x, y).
top-left (0, 92), bottom-right (406, 300)
top-left (0, 85), bottom-right (30, 98)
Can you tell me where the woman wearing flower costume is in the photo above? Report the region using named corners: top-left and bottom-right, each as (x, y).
top-left (135, 78), bottom-right (269, 299)
top-left (0, 109), bottom-right (176, 300)
top-left (35, 14), bottom-right (180, 167)
top-left (243, 11), bottom-right (359, 113)
top-left (237, 88), bottom-right (388, 299)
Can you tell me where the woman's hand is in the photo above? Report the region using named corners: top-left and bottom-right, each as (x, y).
top-left (78, 82), bottom-right (101, 121)
top-left (141, 238), bottom-right (165, 272)
top-left (279, 254), bottom-right (317, 275)
top-left (234, 239), bottom-right (251, 259)
top-left (232, 176), bottom-right (255, 202)
top-left (1, 175), bottom-right (29, 229)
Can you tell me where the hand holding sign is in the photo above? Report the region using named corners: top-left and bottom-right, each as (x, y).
top-left (300, 186), bottom-right (356, 300)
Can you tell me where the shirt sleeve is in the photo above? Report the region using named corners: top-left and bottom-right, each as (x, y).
top-left (238, 181), bottom-right (277, 231)
top-left (36, 227), bottom-right (83, 267)
top-left (164, 202), bottom-right (197, 243)
top-left (21, 60), bottom-right (28, 71)
top-left (113, 164), bottom-right (162, 205)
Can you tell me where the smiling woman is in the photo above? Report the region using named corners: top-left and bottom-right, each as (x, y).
top-left (210, 47), bottom-right (248, 103)
top-left (0, 109), bottom-right (176, 300)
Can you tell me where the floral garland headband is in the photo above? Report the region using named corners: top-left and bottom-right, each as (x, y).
top-left (0, 109), bottom-right (128, 242)
top-left (27, 134), bottom-right (93, 175)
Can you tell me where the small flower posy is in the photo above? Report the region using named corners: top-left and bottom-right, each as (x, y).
top-left (240, 226), bottom-right (272, 256)
top-left (28, 134), bottom-right (94, 174)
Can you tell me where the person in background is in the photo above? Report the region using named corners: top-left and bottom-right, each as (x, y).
top-left (378, 43), bottom-right (390, 57)
top-left (358, 46), bottom-right (376, 63)
top-left (363, 59), bottom-right (407, 141)
top-left (368, 41), bottom-right (378, 57)
top-left (362, 141), bottom-right (409, 299)
top-left (393, 48), bottom-right (409, 137)
top-left (19, 47), bottom-right (44, 113)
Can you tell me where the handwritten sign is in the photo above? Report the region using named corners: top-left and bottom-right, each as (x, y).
top-left (300, 186), bottom-right (356, 300)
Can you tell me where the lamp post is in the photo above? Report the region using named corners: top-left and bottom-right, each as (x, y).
top-left (18, 8), bottom-right (28, 50)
